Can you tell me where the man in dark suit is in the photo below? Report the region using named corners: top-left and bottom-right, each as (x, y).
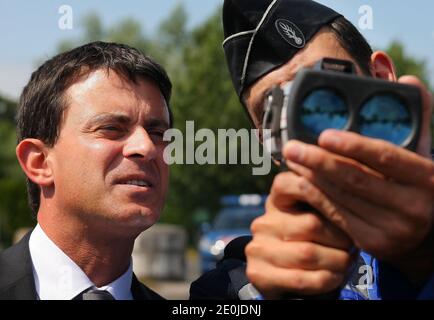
top-left (0, 41), bottom-right (172, 300)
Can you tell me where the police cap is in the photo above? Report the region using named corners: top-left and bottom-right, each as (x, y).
top-left (223, 0), bottom-right (342, 99)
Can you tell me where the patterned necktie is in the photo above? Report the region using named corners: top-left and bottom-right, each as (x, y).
top-left (74, 288), bottom-right (115, 300)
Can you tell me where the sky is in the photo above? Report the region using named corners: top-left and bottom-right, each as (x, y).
top-left (0, 0), bottom-right (433, 99)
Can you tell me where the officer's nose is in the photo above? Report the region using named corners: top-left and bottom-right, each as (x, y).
top-left (123, 126), bottom-right (158, 161)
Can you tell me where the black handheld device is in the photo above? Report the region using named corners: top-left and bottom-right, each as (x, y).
top-left (262, 58), bottom-right (423, 161)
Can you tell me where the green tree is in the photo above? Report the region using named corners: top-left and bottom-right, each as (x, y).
top-left (57, 11), bottom-right (150, 54)
top-left (150, 3), bottom-right (190, 77)
top-left (161, 10), bottom-right (275, 234)
top-left (0, 96), bottom-right (34, 247)
top-left (157, 3), bottom-right (189, 52)
top-left (386, 41), bottom-right (431, 88)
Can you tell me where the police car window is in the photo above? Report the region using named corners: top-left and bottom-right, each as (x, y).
top-left (213, 207), bottom-right (263, 230)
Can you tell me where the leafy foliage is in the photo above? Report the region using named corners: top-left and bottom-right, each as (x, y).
top-left (0, 96), bottom-right (35, 246)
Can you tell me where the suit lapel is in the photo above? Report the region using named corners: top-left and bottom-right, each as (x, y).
top-left (0, 231), bottom-right (164, 300)
top-left (0, 231), bottom-right (37, 300)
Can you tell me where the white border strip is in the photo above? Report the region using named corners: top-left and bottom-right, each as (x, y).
top-left (223, 30), bottom-right (255, 47)
top-left (240, 0), bottom-right (279, 86)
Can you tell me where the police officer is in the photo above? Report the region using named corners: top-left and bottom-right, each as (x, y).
top-left (191, 0), bottom-right (434, 300)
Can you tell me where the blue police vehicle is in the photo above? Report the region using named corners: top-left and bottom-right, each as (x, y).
top-left (198, 194), bottom-right (266, 274)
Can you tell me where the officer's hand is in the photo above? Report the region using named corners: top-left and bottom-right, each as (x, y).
top-left (245, 172), bottom-right (354, 299)
top-left (282, 76), bottom-right (434, 282)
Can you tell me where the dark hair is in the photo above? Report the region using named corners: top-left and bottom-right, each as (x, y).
top-left (329, 16), bottom-right (373, 76)
top-left (17, 41), bottom-right (173, 216)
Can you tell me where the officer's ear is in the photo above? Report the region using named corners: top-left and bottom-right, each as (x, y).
top-left (16, 139), bottom-right (54, 187)
top-left (370, 51), bottom-right (397, 81)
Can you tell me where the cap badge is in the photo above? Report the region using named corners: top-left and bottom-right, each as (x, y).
top-left (275, 19), bottom-right (305, 48)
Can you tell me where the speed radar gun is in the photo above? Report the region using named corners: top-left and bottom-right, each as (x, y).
top-left (260, 57), bottom-right (423, 300)
top-left (262, 58), bottom-right (423, 161)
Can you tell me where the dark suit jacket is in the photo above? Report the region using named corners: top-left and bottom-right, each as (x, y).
top-left (0, 231), bottom-right (164, 300)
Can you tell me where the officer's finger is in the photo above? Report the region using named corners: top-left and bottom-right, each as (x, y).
top-left (266, 171), bottom-right (310, 212)
top-left (269, 163), bottom-right (387, 246)
top-left (285, 160), bottom-right (432, 259)
top-left (251, 211), bottom-right (353, 250)
top-left (266, 170), bottom-right (358, 230)
top-left (316, 130), bottom-right (434, 187)
top-left (246, 260), bottom-right (345, 297)
top-left (247, 236), bottom-right (352, 273)
top-left (283, 144), bottom-right (431, 218)
top-left (289, 161), bottom-right (431, 256)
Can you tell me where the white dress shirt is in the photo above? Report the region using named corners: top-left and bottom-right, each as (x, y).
top-left (28, 224), bottom-right (133, 300)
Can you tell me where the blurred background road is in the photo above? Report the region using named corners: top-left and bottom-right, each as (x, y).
top-left (143, 249), bottom-right (200, 300)
top-left (131, 223), bottom-right (202, 300)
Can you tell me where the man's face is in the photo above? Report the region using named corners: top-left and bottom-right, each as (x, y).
top-left (244, 28), bottom-right (366, 129)
top-left (47, 69), bottom-right (170, 233)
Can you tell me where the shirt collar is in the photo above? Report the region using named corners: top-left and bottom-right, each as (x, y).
top-left (96, 263), bottom-right (133, 300)
top-left (29, 224), bottom-right (133, 300)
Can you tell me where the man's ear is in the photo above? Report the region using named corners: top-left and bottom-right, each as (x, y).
top-left (370, 51), bottom-right (397, 81)
top-left (16, 139), bottom-right (54, 187)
